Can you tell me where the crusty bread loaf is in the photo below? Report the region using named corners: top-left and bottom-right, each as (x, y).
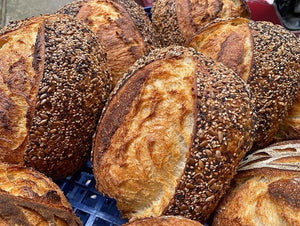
top-left (123, 216), bottom-right (203, 226)
top-left (0, 162), bottom-right (81, 225)
top-left (58, 0), bottom-right (158, 88)
top-left (92, 46), bottom-right (254, 222)
top-left (0, 14), bottom-right (112, 179)
top-left (151, 0), bottom-right (250, 47)
top-left (187, 18), bottom-right (300, 149)
top-left (212, 140), bottom-right (300, 226)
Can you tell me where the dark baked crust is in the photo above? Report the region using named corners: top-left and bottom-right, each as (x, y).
top-left (152, 0), bottom-right (250, 46)
top-left (0, 163), bottom-right (81, 225)
top-left (93, 46), bottom-right (253, 222)
top-left (58, 0), bottom-right (158, 88)
top-left (0, 14), bottom-right (112, 179)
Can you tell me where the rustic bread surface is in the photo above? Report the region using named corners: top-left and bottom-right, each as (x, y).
top-left (187, 18), bottom-right (300, 149)
top-left (93, 46), bottom-right (254, 222)
top-left (122, 215), bottom-right (203, 226)
top-left (58, 0), bottom-right (158, 88)
top-left (151, 0), bottom-right (250, 46)
top-left (0, 14), bottom-right (112, 179)
top-left (212, 140), bottom-right (300, 226)
top-left (0, 162), bottom-right (81, 225)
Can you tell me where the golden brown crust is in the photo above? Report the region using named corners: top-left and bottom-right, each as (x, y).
top-left (0, 162), bottom-right (81, 225)
top-left (93, 46), bottom-right (254, 222)
top-left (187, 17), bottom-right (253, 82)
top-left (123, 216), bottom-right (203, 226)
top-left (212, 141), bottom-right (300, 226)
top-left (274, 83), bottom-right (300, 142)
top-left (187, 18), bottom-right (299, 150)
top-left (58, 0), bottom-right (158, 88)
top-left (152, 0), bottom-right (250, 47)
top-left (0, 14), bottom-right (112, 179)
top-left (0, 17), bottom-right (44, 164)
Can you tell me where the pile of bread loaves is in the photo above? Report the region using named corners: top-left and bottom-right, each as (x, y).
top-left (0, 0), bottom-right (299, 225)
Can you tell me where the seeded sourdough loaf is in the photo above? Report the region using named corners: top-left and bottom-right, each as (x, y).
top-left (0, 14), bottom-right (112, 179)
top-left (92, 46), bottom-right (254, 222)
top-left (58, 0), bottom-right (158, 88)
top-left (212, 140), bottom-right (300, 226)
top-left (151, 0), bottom-right (250, 47)
top-left (122, 216), bottom-right (203, 226)
top-left (0, 162), bottom-right (81, 225)
top-left (187, 18), bottom-right (300, 149)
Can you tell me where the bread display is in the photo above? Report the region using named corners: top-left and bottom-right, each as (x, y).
top-left (212, 140), bottom-right (300, 226)
top-left (0, 162), bottom-right (81, 225)
top-left (151, 0), bottom-right (250, 47)
top-left (187, 18), bottom-right (300, 149)
top-left (58, 0), bottom-right (158, 88)
top-left (123, 216), bottom-right (203, 226)
top-left (0, 14), bottom-right (112, 179)
top-left (92, 45), bottom-right (254, 222)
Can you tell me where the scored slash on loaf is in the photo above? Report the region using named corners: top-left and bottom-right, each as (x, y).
top-left (92, 45), bottom-right (254, 223)
top-left (0, 14), bottom-right (112, 179)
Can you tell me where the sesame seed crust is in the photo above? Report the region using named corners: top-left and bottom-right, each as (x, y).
top-left (93, 46), bottom-right (254, 222)
top-left (248, 21), bottom-right (299, 149)
top-left (58, 0), bottom-right (159, 88)
top-left (114, 0), bottom-right (159, 50)
top-left (152, 0), bottom-right (185, 47)
top-left (162, 47), bottom-right (254, 222)
top-left (151, 0), bottom-right (250, 47)
top-left (22, 15), bottom-right (112, 179)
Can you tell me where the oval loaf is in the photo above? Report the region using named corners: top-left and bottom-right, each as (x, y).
top-left (92, 46), bottom-right (254, 222)
top-left (0, 14), bottom-right (112, 179)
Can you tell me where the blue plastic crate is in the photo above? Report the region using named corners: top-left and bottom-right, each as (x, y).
top-left (55, 160), bottom-right (128, 226)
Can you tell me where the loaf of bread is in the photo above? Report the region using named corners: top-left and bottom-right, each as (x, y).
top-left (0, 14), bottom-right (112, 179)
top-left (92, 46), bottom-right (254, 222)
top-left (187, 18), bottom-right (300, 149)
top-left (58, 0), bottom-right (158, 88)
top-left (212, 140), bottom-right (300, 226)
top-left (0, 162), bottom-right (81, 225)
top-left (151, 0), bottom-right (250, 46)
top-left (123, 216), bottom-right (203, 226)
